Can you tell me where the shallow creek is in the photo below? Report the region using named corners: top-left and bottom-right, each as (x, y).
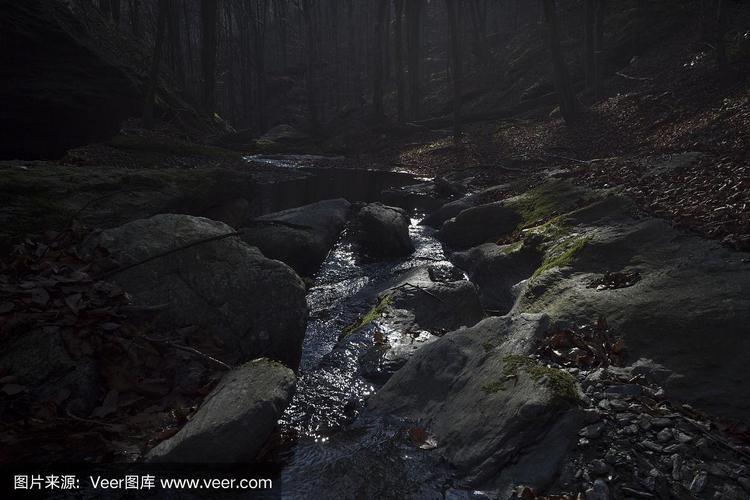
top-left (245, 156), bottom-right (478, 498)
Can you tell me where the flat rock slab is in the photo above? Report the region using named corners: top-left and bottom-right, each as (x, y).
top-left (501, 191), bottom-right (750, 420)
top-left (240, 198), bottom-right (351, 276)
top-left (147, 358), bottom-right (295, 463)
top-left (81, 214), bottom-right (308, 368)
top-left (368, 314), bottom-right (584, 497)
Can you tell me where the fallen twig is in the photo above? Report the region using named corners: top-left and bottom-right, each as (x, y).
top-left (97, 232), bottom-right (240, 280)
top-left (142, 334), bottom-right (233, 370)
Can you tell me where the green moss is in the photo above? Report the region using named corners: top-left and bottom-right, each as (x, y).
top-left (505, 183), bottom-right (568, 230)
top-left (501, 355), bottom-right (579, 400)
top-left (499, 240), bottom-right (524, 254)
top-left (522, 215), bottom-right (570, 244)
top-left (531, 236), bottom-right (588, 279)
top-left (482, 341), bottom-right (496, 352)
top-left (482, 381), bottom-right (506, 394)
top-left (340, 294), bottom-right (393, 339)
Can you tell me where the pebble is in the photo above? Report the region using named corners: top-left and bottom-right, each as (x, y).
top-left (656, 428), bottom-right (673, 443)
top-left (604, 449), bottom-right (619, 465)
top-left (585, 478), bottom-right (610, 500)
top-left (689, 471), bottom-right (708, 494)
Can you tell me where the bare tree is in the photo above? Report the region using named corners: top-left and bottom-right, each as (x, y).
top-left (372, 0), bottom-right (388, 121)
top-left (716, 0), bottom-right (729, 73)
top-left (405, 0), bottom-right (424, 120)
top-left (143, 0), bottom-right (169, 129)
top-left (200, 0), bottom-right (218, 112)
top-left (394, 0), bottom-right (406, 123)
top-left (446, 0), bottom-right (463, 139)
top-left (542, 0), bottom-right (577, 123)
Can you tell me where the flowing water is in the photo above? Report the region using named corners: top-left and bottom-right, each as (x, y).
top-left (244, 156), bottom-right (477, 498)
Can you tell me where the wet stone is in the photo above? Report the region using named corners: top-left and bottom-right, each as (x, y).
top-left (585, 479), bottom-right (610, 500)
top-left (689, 471), bottom-right (708, 494)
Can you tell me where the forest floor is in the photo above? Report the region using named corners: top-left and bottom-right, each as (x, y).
top-left (357, 40), bottom-right (750, 253)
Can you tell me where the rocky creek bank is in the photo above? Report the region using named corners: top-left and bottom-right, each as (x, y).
top-left (1, 157), bottom-right (749, 499)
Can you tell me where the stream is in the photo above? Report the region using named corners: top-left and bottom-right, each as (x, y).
top-left (245, 156), bottom-right (477, 499)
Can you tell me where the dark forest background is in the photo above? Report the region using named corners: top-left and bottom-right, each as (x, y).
top-left (2, 0), bottom-right (748, 162)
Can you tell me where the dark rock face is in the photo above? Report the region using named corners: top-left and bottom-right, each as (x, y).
top-left (240, 199), bottom-right (351, 276)
top-left (451, 241), bottom-right (542, 313)
top-left (368, 314), bottom-right (584, 497)
top-left (81, 214), bottom-right (308, 369)
top-left (0, 1), bottom-right (142, 159)
top-left (355, 203), bottom-right (415, 258)
top-left (438, 201), bottom-right (522, 248)
top-left (420, 185), bottom-right (510, 228)
top-left (147, 359), bottom-right (295, 463)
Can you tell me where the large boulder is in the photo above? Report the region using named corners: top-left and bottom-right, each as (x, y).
top-left (380, 177), bottom-right (465, 213)
top-left (368, 314), bottom-right (585, 497)
top-left (357, 267), bottom-right (485, 383)
top-left (0, 1), bottom-right (141, 159)
top-left (147, 358), bottom-right (295, 463)
top-left (438, 201), bottom-right (522, 248)
top-left (420, 185), bottom-right (510, 228)
top-left (510, 193), bottom-right (750, 419)
top-left (355, 203), bottom-right (414, 258)
top-left (81, 214), bottom-right (308, 368)
top-left (240, 199), bottom-right (351, 276)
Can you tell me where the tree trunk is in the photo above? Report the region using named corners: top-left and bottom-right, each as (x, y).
top-left (142, 0), bottom-right (168, 129)
top-left (446, 0), bottom-right (463, 140)
top-left (302, 0), bottom-right (319, 132)
top-left (593, 0), bottom-right (606, 97)
top-left (542, 0), bottom-right (577, 123)
top-left (584, 0), bottom-right (595, 91)
top-left (111, 0), bottom-right (121, 24)
top-left (394, 0), bottom-right (406, 123)
top-left (200, 0), bottom-right (218, 112)
top-left (372, 0), bottom-right (388, 121)
top-left (716, 0), bottom-right (729, 73)
top-left (129, 0), bottom-right (141, 37)
top-left (405, 0), bottom-right (423, 120)
top-left (167, 0), bottom-right (185, 88)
